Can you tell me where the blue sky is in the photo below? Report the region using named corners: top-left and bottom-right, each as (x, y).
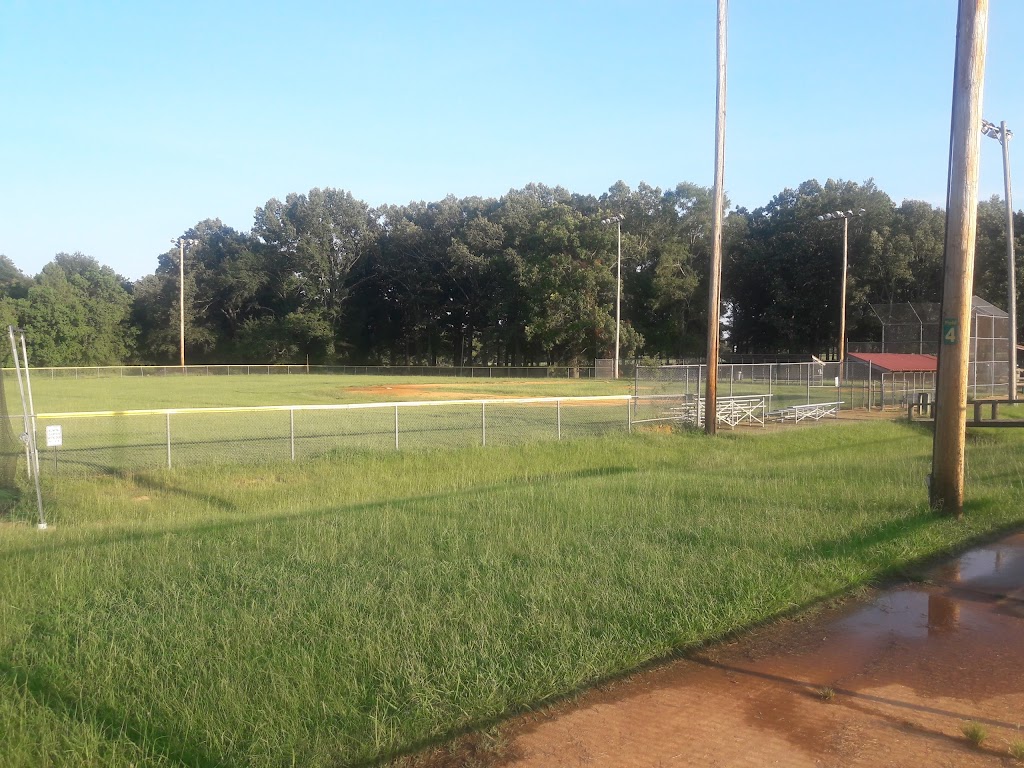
top-left (1, 1), bottom-right (1021, 281)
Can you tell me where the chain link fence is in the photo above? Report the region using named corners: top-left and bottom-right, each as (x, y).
top-left (634, 359), bottom-right (1016, 413)
top-left (25, 364), bottom-right (607, 380)
top-left (34, 396), bottom-right (634, 475)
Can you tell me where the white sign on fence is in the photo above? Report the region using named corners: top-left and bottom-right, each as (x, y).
top-left (45, 425), bottom-right (63, 447)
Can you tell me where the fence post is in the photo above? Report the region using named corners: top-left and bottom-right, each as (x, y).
top-left (557, 399), bottom-right (561, 440)
top-left (627, 398), bottom-right (632, 433)
top-left (290, 408), bottom-right (295, 461)
top-left (166, 413), bottom-right (172, 469)
top-left (806, 364), bottom-right (811, 404)
top-left (481, 402), bottom-right (486, 446)
top-left (395, 405), bottom-right (400, 450)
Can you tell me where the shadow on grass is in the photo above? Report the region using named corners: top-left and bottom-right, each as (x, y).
top-left (2, 465), bottom-right (642, 558)
top-left (784, 508), bottom-right (938, 562)
top-left (0, 659), bottom-right (223, 768)
top-left (100, 467), bottom-right (239, 513)
top-left (782, 497), bottom-right (1024, 584)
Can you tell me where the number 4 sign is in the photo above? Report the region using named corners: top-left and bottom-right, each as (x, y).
top-left (942, 318), bottom-right (958, 345)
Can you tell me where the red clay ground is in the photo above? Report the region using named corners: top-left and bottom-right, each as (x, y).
top-left (398, 532), bottom-right (1024, 767)
top-left (343, 383), bottom-right (465, 393)
top-left (343, 383), bottom-right (486, 400)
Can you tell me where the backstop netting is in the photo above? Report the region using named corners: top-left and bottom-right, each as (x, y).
top-left (867, 302), bottom-right (942, 355)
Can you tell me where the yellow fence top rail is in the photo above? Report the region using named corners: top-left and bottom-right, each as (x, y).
top-left (36, 395), bottom-right (633, 420)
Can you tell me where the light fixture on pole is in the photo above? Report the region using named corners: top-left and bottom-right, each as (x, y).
top-left (981, 118), bottom-right (1017, 401)
top-left (171, 238), bottom-right (199, 369)
top-left (816, 209), bottom-right (866, 367)
top-left (601, 215), bottom-right (625, 379)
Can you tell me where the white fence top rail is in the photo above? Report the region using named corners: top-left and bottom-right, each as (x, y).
top-left (36, 395), bottom-right (633, 420)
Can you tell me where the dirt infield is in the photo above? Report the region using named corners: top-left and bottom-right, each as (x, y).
top-left (342, 383), bottom-right (478, 399)
top-left (401, 531), bottom-right (1024, 767)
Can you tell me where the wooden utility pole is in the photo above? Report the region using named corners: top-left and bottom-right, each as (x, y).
top-left (931, 0), bottom-right (989, 516)
top-left (705, 0), bottom-right (727, 435)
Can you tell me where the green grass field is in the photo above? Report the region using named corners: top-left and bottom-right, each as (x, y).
top-left (26, 373), bottom-right (633, 414)
top-left (2, 419), bottom-right (1022, 767)
top-left (25, 369), bottom-right (842, 416)
top-left (14, 373), bottom-right (855, 477)
top-left (6, 374), bottom-right (635, 475)
top-left (37, 399), bottom-right (635, 475)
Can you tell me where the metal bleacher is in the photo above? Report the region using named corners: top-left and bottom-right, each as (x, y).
top-left (768, 401), bottom-right (844, 423)
top-left (663, 394), bottom-right (773, 429)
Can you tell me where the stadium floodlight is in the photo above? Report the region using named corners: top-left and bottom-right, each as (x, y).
top-left (981, 119), bottom-right (1009, 141)
top-left (816, 208), bottom-right (865, 368)
top-left (600, 214), bottom-right (625, 379)
top-left (171, 238), bottom-right (199, 369)
top-left (980, 118), bottom-right (1017, 400)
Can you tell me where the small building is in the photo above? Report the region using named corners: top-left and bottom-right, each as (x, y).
top-left (846, 352), bottom-right (937, 407)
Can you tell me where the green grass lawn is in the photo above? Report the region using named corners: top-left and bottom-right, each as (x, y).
top-left (15, 372), bottom-right (846, 476)
top-left (25, 373), bottom-right (633, 414)
top-left (24, 370), bottom-right (836, 415)
top-left (12, 374), bottom-right (635, 475)
top-left (1, 421), bottom-right (1022, 767)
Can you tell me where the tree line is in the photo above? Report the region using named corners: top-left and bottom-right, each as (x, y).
top-left (2, 179), bottom-right (1021, 367)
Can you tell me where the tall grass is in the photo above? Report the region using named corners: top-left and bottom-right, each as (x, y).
top-left (1, 421), bottom-right (1022, 767)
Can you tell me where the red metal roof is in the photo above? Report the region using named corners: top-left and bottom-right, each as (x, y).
top-left (848, 353), bottom-right (938, 373)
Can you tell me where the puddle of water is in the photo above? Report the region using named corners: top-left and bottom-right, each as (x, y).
top-left (834, 587), bottom-right (1000, 640)
top-left (733, 586), bottom-right (1002, 692)
top-left (926, 532), bottom-right (1024, 596)
top-left (835, 589), bottom-right (931, 640)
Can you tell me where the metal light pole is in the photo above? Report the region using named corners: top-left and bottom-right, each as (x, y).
top-left (981, 118), bottom-right (1017, 400)
top-left (816, 209), bottom-right (866, 366)
top-left (171, 238), bottom-right (198, 368)
top-left (601, 215), bottom-right (625, 379)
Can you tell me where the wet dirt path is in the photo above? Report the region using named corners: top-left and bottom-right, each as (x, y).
top-left (492, 532), bottom-right (1024, 767)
